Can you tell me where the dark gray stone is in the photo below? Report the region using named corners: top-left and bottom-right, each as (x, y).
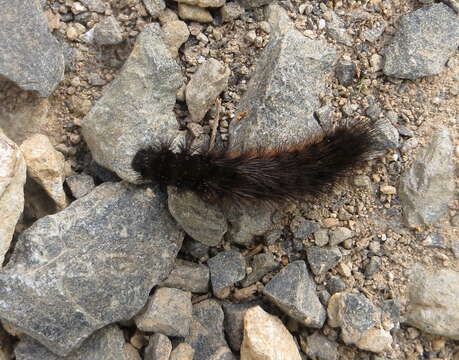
top-left (290, 217), bottom-right (320, 239)
top-left (372, 118), bottom-right (399, 150)
top-left (299, 332), bottom-right (338, 360)
top-left (134, 287), bottom-right (192, 337)
top-left (144, 333), bottom-right (172, 360)
top-left (208, 250), bottom-right (246, 295)
top-left (161, 259), bottom-right (210, 294)
top-left (241, 253), bottom-right (278, 287)
top-left (306, 246), bottom-right (342, 276)
top-left (0, 182), bottom-right (183, 356)
top-left (263, 229), bottom-right (283, 245)
top-left (222, 301), bottom-right (261, 352)
top-left (422, 232), bottom-right (448, 250)
top-left (335, 61), bottom-right (356, 87)
top-left (14, 325), bottom-right (125, 360)
top-left (399, 127), bottom-right (454, 227)
top-left (229, 4), bottom-right (335, 152)
top-left (181, 238), bottom-right (210, 260)
top-left (65, 174), bottom-right (95, 199)
top-left (383, 4), bottom-right (459, 79)
top-left (0, 0), bottom-right (64, 97)
top-left (318, 290), bottom-right (331, 306)
top-left (81, 24), bottom-right (182, 182)
top-left (381, 299), bottom-right (400, 329)
top-left (168, 188), bottom-right (227, 246)
top-left (186, 299), bottom-right (235, 360)
top-left (364, 256), bottom-right (381, 278)
top-left (93, 16), bottom-right (123, 45)
top-left (263, 261), bottom-right (326, 328)
top-left (326, 276), bottom-right (346, 294)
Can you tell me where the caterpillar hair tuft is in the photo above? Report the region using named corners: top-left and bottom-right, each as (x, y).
top-left (132, 121), bottom-right (380, 204)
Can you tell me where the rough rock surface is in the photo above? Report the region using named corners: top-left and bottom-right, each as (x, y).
top-left (65, 174), bottom-right (95, 199)
top-left (81, 24), bottom-right (182, 182)
top-left (240, 306), bottom-right (302, 360)
top-left (178, 3), bottom-right (213, 23)
top-left (237, 0), bottom-right (275, 8)
top-left (263, 261), bottom-right (326, 328)
top-left (168, 187), bottom-right (227, 246)
top-left (162, 20), bottom-right (190, 58)
top-left (229, 4), bottom-right (335, 151)
top-left (14, 325), bottom-right (125, 360)
top-left (399, 127), bottom-right (454, 227)
top-left (383, 4), bottom-right (459, 79)
top-left (161, 259), bottom-right (209, 293)
top-left (0, 182), bottom-right (183, 356)
top-left (208, 250), bottom-right (246, 296)
top-left (20, 134), bottom-right (67, 209)
top-left (142, 0), bottom-right (165, 18)
top-left (0, 132), bottom-right (26, 266)
top-left (177, 0), bottom-right (225, 7)
top-left (134, 287), bottom-right (192, 337)
top-left (170, 343), bottom-right (194, 360)
top-left (406, 265), bottom-right (459, 340)
top-left (241, 253), bottom-right (278, 287)
top-left (0, 0), bottom-right (64, 97)
top-left (299, 332), bottom-right (338, 360)
top-left (328, 292), bottom-right (392, 353)
top-left (144, 334), bottom-right (172, 360)
top-left (306, 246), bottom-right (342, 276)
top-left (185, 299), bottom-right (235, 360)
top-left (186, 58), bottom-right (230, 122)
top-left (93, 16), bottom-right (123, 45)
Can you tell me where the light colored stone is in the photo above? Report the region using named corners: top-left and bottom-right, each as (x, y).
top-left (356, 328), bottom-right (393, 353)
top-left (0, 132), bottom-right (26, 266)
top-left (20, 134), bottom-right (67, 209)
top-left (145, 333), bottom-right (172, 360)
top-left (170, 343), bottom-right (194, 360)
top-left (177, 0), bottom-right (225, 7)
top-left (186, 58), bottom-right (230, 122)
top-left (142, 0), bottom-right (165, 18)
top-left (240, 306), bottom-right (301, 360)
top-left (162, 20), bottom-right (190, 57)
top-left (178, 3), bottom-right (213, 23)
top-left (123, 343), bottom-right (141, 360)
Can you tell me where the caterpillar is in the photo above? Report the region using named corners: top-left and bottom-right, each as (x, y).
top-left (131, 120), bottom-right (380, 204)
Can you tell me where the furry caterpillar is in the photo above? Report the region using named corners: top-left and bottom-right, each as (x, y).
top-left (132, 121), bottom-right (379, 204)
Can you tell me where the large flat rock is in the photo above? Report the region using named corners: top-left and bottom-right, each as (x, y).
top-left (0, 182), bottom-right (183, 356)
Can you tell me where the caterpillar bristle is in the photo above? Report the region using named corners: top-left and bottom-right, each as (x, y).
top-left (132, 121), bottom-right (380, 204)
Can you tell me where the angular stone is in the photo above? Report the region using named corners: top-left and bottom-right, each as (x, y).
top-left (142, 0), bottom-right (165, 18)
top-left (329, 227), bottom-right (353, 246)
top-left (178, 3), bottom-right (213, 23)
top-left (0, 182), bottom-right (183, 356)
top-left (229, 5), bottom-right (335, 152)
top-left (123, 343), bottom-right (141, 360)
top-left (145, 333), bottom-right (172, 360)
top-left (263, 261), bottom-right (326, 328)
top-left (20, 134), bottom-right (67, 209)
top-left (177, 0), bottom-right (226, 7)
top-left (240, 306), bottom-right (301, 360)
top-left (299, 332), bottom-right (338, 360)
top-left (185, 299), bottom-right (235, 360)
top-left (327, 292), bottom-right (392, 352)
top-left (135, 287), bottom-right (192, 337)
top-left (383, 4), bottom-right (459, 79)
top-left (81, 24), bottom-right (182, 182)
top-left (208, 250), bottom-right (246, 296)
top-left (241, 253), bottom-right (278, 287)
top-left (237, 0), bottom-right (275, 8)
top-left (399, 127), bottom-right (454, 227)
top-left (221, 2), bottom-right (244, 22)
top-left (186, 59), bottom-right (230, 122)
top-left (170, 343), bottom-right (194, 360)
top-left (290, 217), bottom-right (320, 239)
top-left (335, 61), bottom-right (356, 87)
top-left (306, 246), bottom-right (342, 275)
top-left (406, 264), bottom-right (459, 340)
top-left (161, 259), bottom-right (209, 293)
top-left (0, 0), bottom-right (64, 97)
top-left (14, 325), bottom-right (125, 360)
top-left (0, 132), bottom-right (26, 266)
top-left (93, 16), bottom-right (123, 45)
top-left (168, 187), bottom-right (227, 246)
top-left (65, 174), bottom-right (95, 199)
top-left (162, 20), bottom-right (190, 57)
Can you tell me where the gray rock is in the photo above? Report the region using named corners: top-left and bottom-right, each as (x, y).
top-left (290, 217), bottom-right (320, 239)
top-left (263, 260), bottom-right (326, 328)
top-left (299, 332), bottom-right (338, 360)
top-left (329, 227), bottom-right (353, 246)
top-left (306, 246), bottom-right (342, 276)
top-left (186, 299), bottom-right (235, 360)
top-left (208, 250), bottom-right (246, 296)
top-left (399, 127), bottom-right (454, 227)
top-left (142, 0), bottom-right (166, 18)
top-left (80, 0), bottom-right (107, 13)
top-left (14, 325), bottom-right (125, 360)
top-left (168, 188), bottom-right (227, 246)
top-left (222, 301), bottom-right (261, 352)
top-left (362, 23), bottom-right (386, 43)
top-left (372, 117), bottom-right (399, 150)
top-left (422, 232), bottom-right (448, 249)
top-left (326, 11), bottom-right (353, 46)
top-left (145, 333), bottom-right (172, 360)
top-left (135, 287), bottom-right (192, 337)
top-left (229, 4), bottom-right (335, 152)
top-left (241, 253), bottom-right (278, 287)
top-left (65, 174), bottom-right (95, 199)
top-left (93, 16), bottom-right (123, 45)
top-left (328, 292), bottom-right (392, 352)
top-left (181, 238), bottom-right (210, 260)
top-left (383, 4), bottom-right (459, 79)
top-left (222, 201), bottom-right (275, 246)
top-left (314, 229), bottom-right (330, 247)
top-left (81, 24), bottom-right (182, 183)
top-left (406, 264), bottom-right (459, 340)
top-left (364, 256), bottom-right (381, 278)
top-left (318, 290), bottom-right (331, 306)
top-left (161, 259), bottom-right (210, 293)
top-left (186, 58), bottom-right (230, 122)
top-left (381, 299), bottom-right (400, 330)
top-left (326, 276), bottom-right (347, 294)
top-left (366, 104), bottom-right (382, 120)
top-left (221, 2), bottom-right (244, 22)
top-left (0, 0), bottom-right (64, 97)
top-left (335, 61), bottom-right (356, 87)
top-left (0, 182), bottom-right (183, 356)
top-left (314, 105), bottom-right (334, 129)
top-left (237, 0), bottom-right (274, 8)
